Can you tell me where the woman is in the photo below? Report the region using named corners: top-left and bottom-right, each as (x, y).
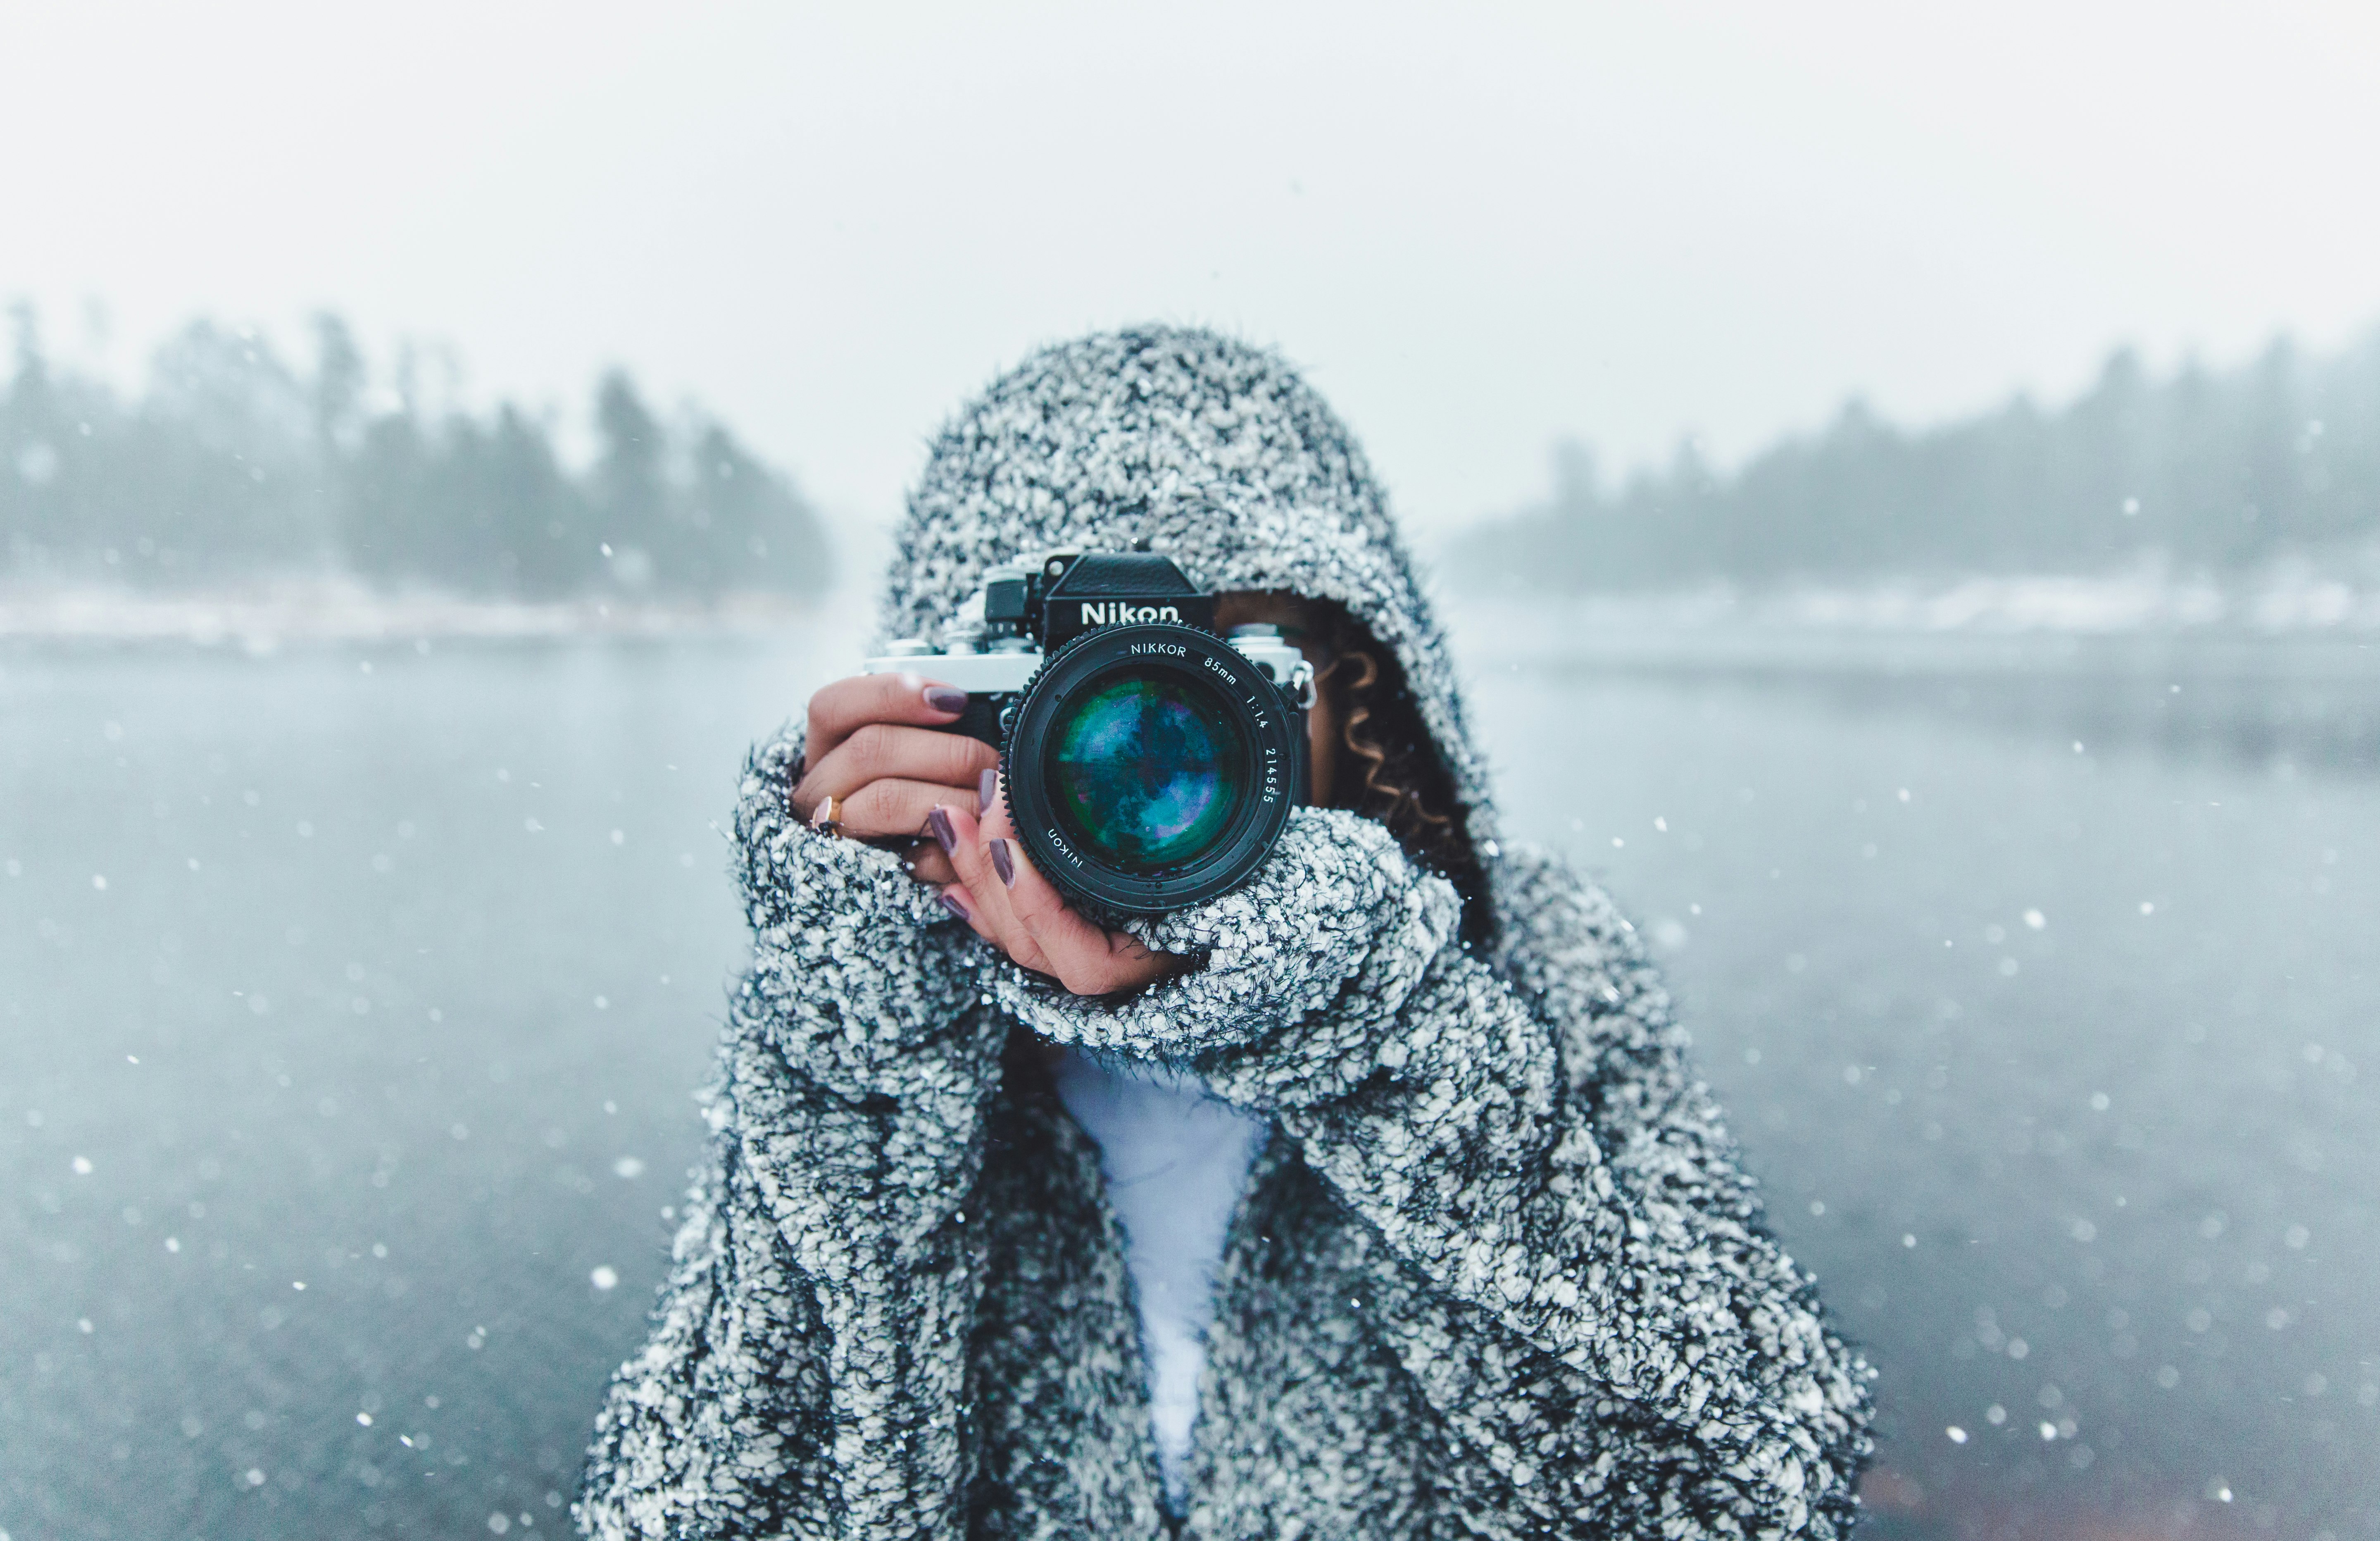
top-left (576, 328), bottom-right (1873, 1538)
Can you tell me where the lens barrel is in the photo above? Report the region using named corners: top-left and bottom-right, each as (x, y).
top-left (1001, 622), bottom-right (1302, 917)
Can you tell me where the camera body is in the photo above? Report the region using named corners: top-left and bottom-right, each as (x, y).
top-left (865, 550), bottom-right (1314, 916)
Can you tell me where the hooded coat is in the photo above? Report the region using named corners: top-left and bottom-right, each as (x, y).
top-left (575, 328), bottom-right (1874, 1539)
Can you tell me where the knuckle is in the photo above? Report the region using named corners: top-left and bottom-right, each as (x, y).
top-left (845, 722), bottom-right (895, 775)
top-left (1054, 950), bottom-right (1111, 995)
top-left (841, 782), bottom-right (888, 828)
top-left (1068, 964), bottom-right (1119, 997)
top-left (809, 676), bottom-right (860, 728)
top-left (877, 785), bottom-right (940, 838)
top-left (923, 733), bottom-right (979, 782)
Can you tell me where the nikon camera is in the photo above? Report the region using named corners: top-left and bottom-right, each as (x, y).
top-left (864, 550), bottom-right (1314, 917)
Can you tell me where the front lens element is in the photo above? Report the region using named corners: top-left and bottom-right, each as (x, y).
top-left (1047, 672), bottom-right (1247, 872)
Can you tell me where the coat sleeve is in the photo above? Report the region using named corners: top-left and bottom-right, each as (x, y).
top-left (576, 725), bottom-right (1004, 1541)
top-left (989, 809), bottom-right (1874, 1539)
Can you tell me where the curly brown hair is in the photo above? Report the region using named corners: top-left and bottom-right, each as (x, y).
top-left (1296, 599), bottom-right (1495, 948)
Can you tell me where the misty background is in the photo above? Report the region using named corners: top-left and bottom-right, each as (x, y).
top-left (1462, 335), bottom-right (2380, 595)
top-left (2, 311), bottom-right (829, 602)
top-left (7, 306), bottom-right (2377, 606)
top-left (6, 6), bottom-right (2380, 1541)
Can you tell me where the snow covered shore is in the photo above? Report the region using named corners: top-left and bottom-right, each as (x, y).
top-left (0, 579), bottom-right (850, 650)
top-left (5, 569), bottom-right (2377, 665)
top-left (1454, 566), bottom-right (2380, 638)
top-left (1442, 568), bottom-right (2380, 684)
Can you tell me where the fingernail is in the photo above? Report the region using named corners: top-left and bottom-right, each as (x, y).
top-left (939, 890), bottom-right (970, 922)
top-left (923, 685), bottom-right (967, 714)
top-left (988, 838), bottom-right (1015, 888)
top-left (978, 768), bottom-right (998, 810)
top-left (926, 807), bottom-right (957, 855)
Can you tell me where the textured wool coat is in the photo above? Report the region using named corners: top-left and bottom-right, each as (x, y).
top-left (575, 328), bottom-right (1874, 1539)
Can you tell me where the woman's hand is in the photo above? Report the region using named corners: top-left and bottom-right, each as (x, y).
top-left (927, 793), bottom-right (1192, 998)
top-left (790, 672), bottom-right (996, 886)
top-left (791, 672), bottom-right (1188, 995)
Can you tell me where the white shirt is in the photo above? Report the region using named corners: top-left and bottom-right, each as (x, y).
top-left (1050, 1045), bottom-right (1270, 1514)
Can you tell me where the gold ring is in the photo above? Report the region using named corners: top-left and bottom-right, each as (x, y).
top-left (811, 793), bottom-right (843, 836)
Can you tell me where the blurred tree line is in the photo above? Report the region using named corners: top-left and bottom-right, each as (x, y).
top-left (0, 307), bottom-right (831, 600)
top-left (1454, 328), bottom-right (2380, 591)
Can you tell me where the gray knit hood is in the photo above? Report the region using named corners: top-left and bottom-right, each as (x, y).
top-left (877, 326), bottom-right (1496, 849)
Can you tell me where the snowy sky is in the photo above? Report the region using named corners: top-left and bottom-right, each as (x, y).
top-left (7, 2), bottom-right (2380, 536)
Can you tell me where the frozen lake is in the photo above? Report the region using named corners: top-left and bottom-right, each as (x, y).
top-left (3, 617), bottom-right (2377, 1541)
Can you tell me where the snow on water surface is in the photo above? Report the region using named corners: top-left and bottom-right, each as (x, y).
top-left (2, 629), bottom-right (2377, 1538)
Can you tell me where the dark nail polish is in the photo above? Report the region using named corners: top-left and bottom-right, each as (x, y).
top-left (926, 807), bottom-right (957, 855)
top-left (988, 838), bottom-right (1015, 888)
top-left (923, 685), bottom-right (967, 714)
top-left (978, 768), bottom-right (998, 810)
top-left (939, 890), bottom-right (969, 922)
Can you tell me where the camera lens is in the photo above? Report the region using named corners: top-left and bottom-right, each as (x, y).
top-left (1045, 672), bottom-right (1249, 872)
top-left (1001, 620), bottom-right (1302, 917)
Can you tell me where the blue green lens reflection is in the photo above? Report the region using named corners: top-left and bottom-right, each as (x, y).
top-left (1047, 673), bottom-right (1246, 872)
